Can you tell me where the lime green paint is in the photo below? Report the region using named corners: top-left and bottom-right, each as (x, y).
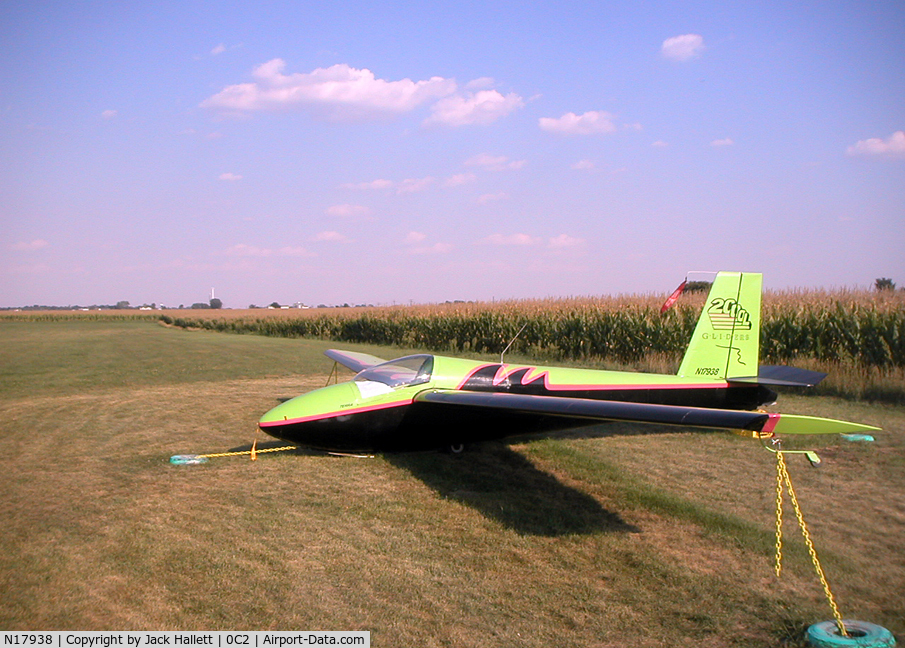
top-left (431, 355), bottom-right (723, 389)
top-left (678, 272), bottom-right (762, 380)
top-left (772, 413), bottom-right (881, 436)
top-left (260, 382), bottom-right (364, 424)
top-left (262, 351), bottom-right (728, 427)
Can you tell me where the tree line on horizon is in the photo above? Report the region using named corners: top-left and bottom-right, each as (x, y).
top-left (3, 277), bottom-right (901, 312)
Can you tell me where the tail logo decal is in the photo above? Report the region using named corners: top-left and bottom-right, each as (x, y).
top-left (707, 298), bottom-right (752, 331)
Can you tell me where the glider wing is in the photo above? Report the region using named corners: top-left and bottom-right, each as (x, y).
top-left (415, 390), bottom-right (880, 436)
top-left (324, 349), bottom-right (388, 374)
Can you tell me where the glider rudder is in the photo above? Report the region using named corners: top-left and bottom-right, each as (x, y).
top-left (677, 271), bottom-right (763, 380)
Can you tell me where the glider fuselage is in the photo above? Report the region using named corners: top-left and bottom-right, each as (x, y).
top-left (258, 354), bottom-right (777, 452)
top-left (257, 272), bottom-right (880, 452)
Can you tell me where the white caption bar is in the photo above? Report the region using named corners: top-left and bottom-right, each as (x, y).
top-left (0, 633), bottom-right (369, 648)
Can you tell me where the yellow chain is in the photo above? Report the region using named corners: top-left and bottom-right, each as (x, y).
top-left (774, 450), bottom-right (848, 637)
top-left (774, 453), bottom-right (784, 577)
top-left (198, 445), bottom-right (296, 459)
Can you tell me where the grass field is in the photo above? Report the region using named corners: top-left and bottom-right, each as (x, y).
top-left (1, 320), bottom-right (902, 646)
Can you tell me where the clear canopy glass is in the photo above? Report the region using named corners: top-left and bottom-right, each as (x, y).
top-left (354, 355), bottom-right (434, 388)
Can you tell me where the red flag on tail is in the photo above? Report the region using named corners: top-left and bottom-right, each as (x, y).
top-left (660, 280), bottom-right (687, 313)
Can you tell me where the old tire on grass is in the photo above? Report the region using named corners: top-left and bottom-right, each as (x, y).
top-left (806, 620), bottom-right (896, 647)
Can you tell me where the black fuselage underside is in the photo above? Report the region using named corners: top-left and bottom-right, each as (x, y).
top-left (262, 383), bottom-right (776, 453)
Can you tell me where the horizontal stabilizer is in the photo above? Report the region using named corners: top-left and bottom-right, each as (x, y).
top-left (766, 413), bottom-right (881, 436)
top-left (729, 365), bottom-right (828, 387)
top-left (324, 349), bottom-right (387, 374)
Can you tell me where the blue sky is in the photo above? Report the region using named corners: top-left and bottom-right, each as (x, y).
top-left (2, 0), bottom-right (903, 308)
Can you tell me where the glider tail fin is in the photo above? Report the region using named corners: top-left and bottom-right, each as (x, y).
top-left (677, 272), bottom-right (762, 380)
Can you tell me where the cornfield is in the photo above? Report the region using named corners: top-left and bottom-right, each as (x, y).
top-left (158, 289), bottom-right (905, 403)
top-left (6, 288), bottom-right (903, 402)
top-left (159, 289), bottom-right (905, 369)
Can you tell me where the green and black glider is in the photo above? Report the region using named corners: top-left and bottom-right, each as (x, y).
top-left (259, 272), bottom-right (879, 452)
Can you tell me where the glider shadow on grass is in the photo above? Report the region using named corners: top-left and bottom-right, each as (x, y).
top-left (387, 439), bottom-right (640, 537)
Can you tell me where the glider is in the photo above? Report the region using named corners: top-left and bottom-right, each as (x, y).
top-left (259, 272), bottom-right (880, 452)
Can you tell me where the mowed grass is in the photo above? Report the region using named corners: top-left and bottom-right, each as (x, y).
top-left (0, 320), bottom-right (902, 646)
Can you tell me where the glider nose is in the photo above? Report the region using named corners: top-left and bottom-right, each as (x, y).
top-left (259, 382), bottom-right (359, 429)
top-left (257, 381), bottom-right (406, 452)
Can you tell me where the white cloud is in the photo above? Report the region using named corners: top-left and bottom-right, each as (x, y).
top-left (846, 131), bottom-right (905, 158)
top-left (201, 60), bottom-right (457, 120)
top-left (223, 244), bottom-right (309, 257)
top-left (474, 233), bottom-right (585, 251)
top-left (548, 234), bottom-right (585, 249)
top-left (225, 244), bottom-right (264, 257)
top-left (219, 172), bottom-right (243, 181)
top-left (464, 153), bottom-right (526, 170)
top-left (12, 239), bottom-right (49, 251)
top-left (466, 153), bottom-right (507, 168)
top-left (101, 110), bottom-right (118, 120)
top-left (206, 43), bottom-right (242, 57)
top-left (326, 204), bottom-right (371, 218)
top-left (662, 34), bottom-right (705, 61)
top-left (466, 77), bottom-right (496, 90)
top-left (408, 242), bottom-right (454, 255)
top-left (276, 246), bottom-right (310, 256)
top-left (539, 111), bottom-right (617, 135)
top-left (312, 231), bottom-right (348, 242)
top-left (478, 233), bottom-right (541, 246)
top-left (341, 179), bottom-right (394, 190)
top-left (477, 192), bottom-right (508, 205)
top-left (652, 140), bottom-right (669, 148)
top-left (397, 177), bottom-right (435, 194)
top-left (426, 89), bottom-right (524, 126)
top-left (339, 176), bottom-right (437, 194)
top-left (444, 172), bottom-right (477, 187)
top-left (571, 159), bottom-right (595, 170)
top-left (710, 138), bottom-right (734, 147)
top-left (403, 231), bottom-right (452, 254)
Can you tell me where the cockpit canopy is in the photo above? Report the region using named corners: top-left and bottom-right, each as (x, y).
top-left (354, 355), bottom-right (434, 388)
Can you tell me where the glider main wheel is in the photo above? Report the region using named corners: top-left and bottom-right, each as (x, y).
top-left (448, 443), bottom-right (466, 454)
top-left (806, 620), bottom-right (896, 648)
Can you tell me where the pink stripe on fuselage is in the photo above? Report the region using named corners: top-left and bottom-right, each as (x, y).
top-left (259, 398), bottom-right (411, 429)
top-left (455, 363), bottom-right (728, 392)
